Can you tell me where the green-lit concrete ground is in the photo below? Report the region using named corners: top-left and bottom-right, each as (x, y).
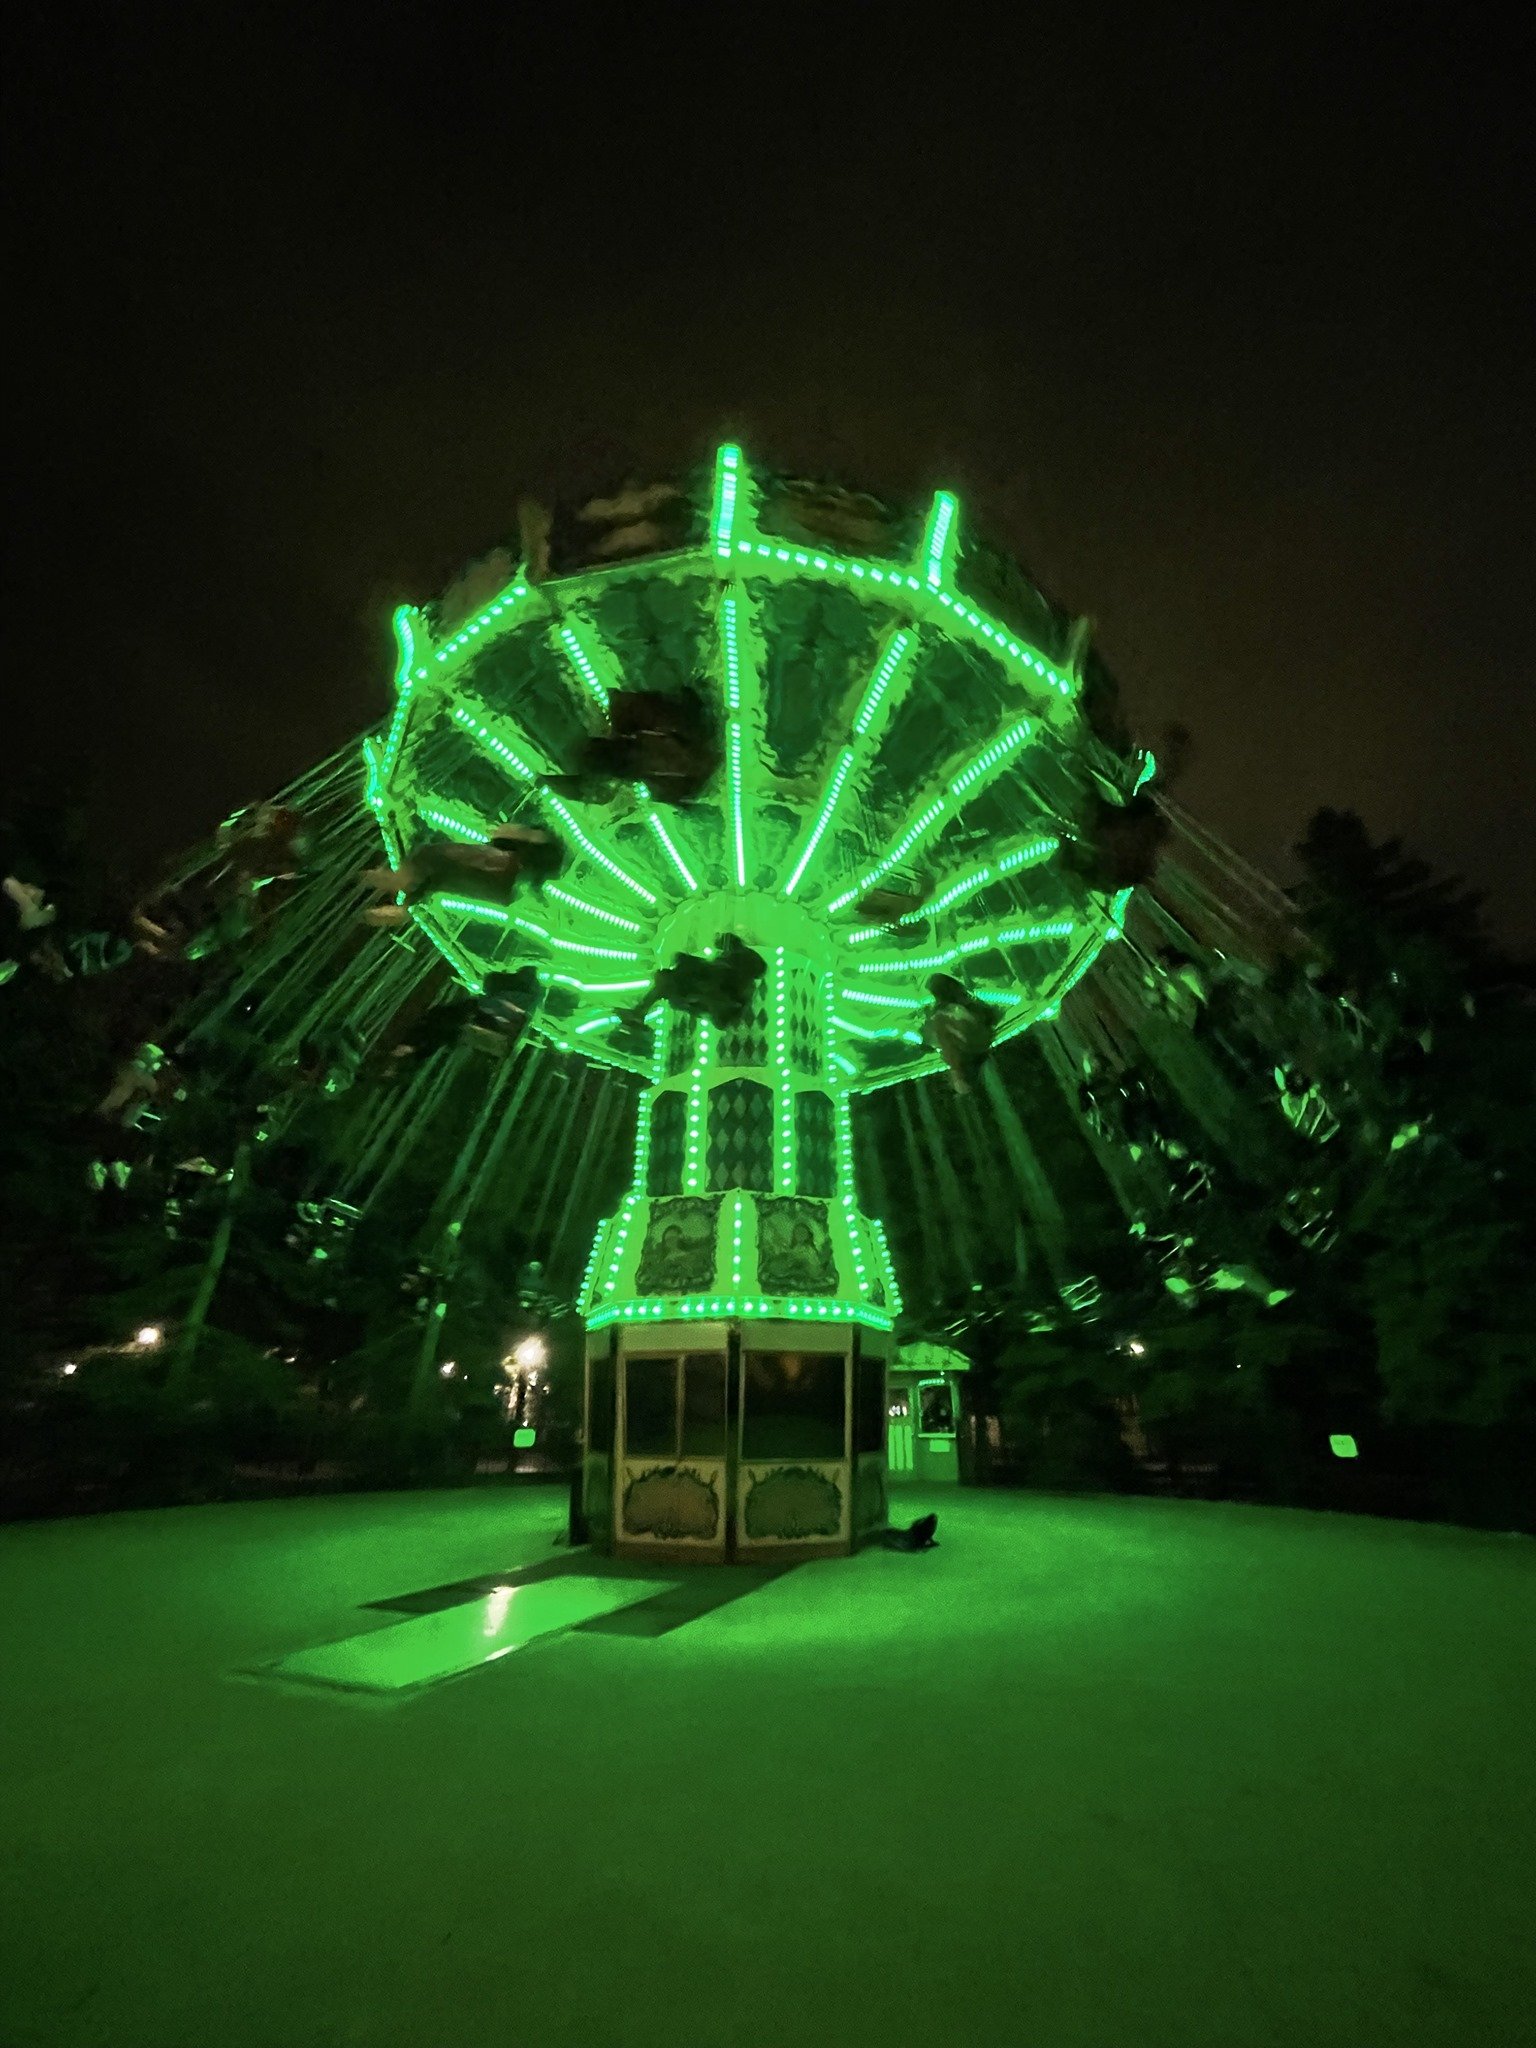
top-left (2, 1487), bottom-right (1533, 2048)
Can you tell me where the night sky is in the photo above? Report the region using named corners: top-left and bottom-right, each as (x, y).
top-left (9, 9), bottom-right (1532, 940)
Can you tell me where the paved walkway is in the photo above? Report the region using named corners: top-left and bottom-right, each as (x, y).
top-left (2, 1486), bottom-right (1532, 2047)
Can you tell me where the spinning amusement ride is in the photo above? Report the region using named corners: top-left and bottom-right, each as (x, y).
top-left (96, 444), bottom-right (1332, 1558)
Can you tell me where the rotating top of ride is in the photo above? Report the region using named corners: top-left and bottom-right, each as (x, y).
top-left (363, 444), bottom-right (1152, 1091)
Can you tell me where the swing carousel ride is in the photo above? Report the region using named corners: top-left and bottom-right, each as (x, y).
top-left (61, 444), bottom-right (1352, 1557)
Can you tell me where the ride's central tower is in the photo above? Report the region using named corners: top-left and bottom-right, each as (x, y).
top-left (579, 894), bottom-right (897, 1561)
top-left (583, 891), bottom-right (893, 1332)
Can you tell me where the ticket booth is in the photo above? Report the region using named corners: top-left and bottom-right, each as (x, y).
top-left (582, 1317), bottom-right (892, 1562)
top-left (886, 1341), bottom-right (969, 1486)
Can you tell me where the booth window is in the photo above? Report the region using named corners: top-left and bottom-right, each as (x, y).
top-left (742, 1351), bottom-right (846, 1460)
top-left (625, 1353), bottom-right (728, 1460)
top-left (588, 1346), bottom-right (616, 1455)
top-left (854, 1353), bottom-right (886, 1454)
top-left (681, 1354), bottom-right (727, 1457)
top-left (917, 1379), bottom-right (955, 1436)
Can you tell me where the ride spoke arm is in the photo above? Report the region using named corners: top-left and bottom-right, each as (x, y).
top-left (717, 589), bottom-right (764, 890)
top-left (845, 913), bottom-right (1076, 980)
top-left (825, 701), bottom-right (1046, 917)
top-left (451, 698), bottom-right (659, 907)
top-left (782, 628), bottom-right (919, 898)
top-left (843, 829), bottom-right (1062, 945)
top-left (552, 614), bottom-right (700, 895)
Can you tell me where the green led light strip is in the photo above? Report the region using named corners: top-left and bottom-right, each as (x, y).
top-left (601, 1192), bottom-right (640, 1298)
top-left (845, 833), bottom-right (1061, 941)
top-left (851, 630), bottom-right (916, 738)
top-left (718, 591), bottom-right (752, 888)
top-left (850, 917), bottom-right (1075, 976)
top-left (826, 991), bottom-right (875, 1305)
top-left (361, 737), bottom-right (403, 867)
top-left (827, 703), bottom-right (1046, 918)
top-left (841, 1192), bottom-right (872, 1299)
top-left (416, 802), bottom-right (490, 844)
top-left (587, 1295), bottom-right (894, 1332)
top-left (451, 702), bottom-right (658, 905)
top-left (846, 1208), bottom-right (875, 1298)
top-left (870, 1216), bottom-right (903, 1314)
top-left (541, 973), bottom-right (651, 994)
top-left (428, 580), bottom-right (535, 676)
top-left (452, 705), bottom-right (545, 781)
top-left (783, 629), bottom-right (922, 901)
top-left (920, 490), bottom-right (959, 590)
top-left (847, 890), bottom-right (1137, 1094)
top-left (826, 796), bottom-right (950, 915)
top-left (432, 897), bottom-right (643, 961)
top-left (839, 987), bottom-right (923, 1011)
top-left (576, 1225), bottom-right (607, 1314)
top-left (379, 608), bottom-right (423, 782)
top-left (556, 621), bottom-right (611, 714)
top-left (783, 746), bottom-right (854, 898)
top-left (645, 811), bottom-right (700, 893)
top-left (832, 1014), bottom-right (925, 1044)
top-left (730, 1191), bottom-right (746, 1290)
top-left (947, 716), bottom-right (1033, 797)
top-left (543, 885), bottom-right (644, 934)
top-left (712, 442), bottom-right (743, 556)
top-left (726, 723), bottom-right (747, 887)
top-left (725, 538), bottom-right (1073, 703)
top-left (721, 592), bottom-right (744, 712)
top-left (772, 950), bottom-right (792, 1193)
top-left (361, 735), bottom-right (386, 815)
top-left (684, 1019), bottom-right (713, 1192)
top-left (541, 792), bottom-right (658, 906)
top-left (553, 615), bottom-right (699, 895)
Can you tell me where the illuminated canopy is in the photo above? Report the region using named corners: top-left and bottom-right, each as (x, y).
top-left (364, 446), bottom-right (1147, 1331)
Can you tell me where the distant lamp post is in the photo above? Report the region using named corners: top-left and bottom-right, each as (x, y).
top-left (512, 1334), bottom-right (547, 1370)
top-left (135, 1325), bottom-right (163, 1349)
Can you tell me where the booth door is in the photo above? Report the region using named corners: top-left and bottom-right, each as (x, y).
top-left (617, 1352), bottom-right (730, 1556)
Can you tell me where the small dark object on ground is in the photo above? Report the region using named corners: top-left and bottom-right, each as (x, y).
top-left (873, 1512), bottom-right (938, 1551)
top-left (566, 1466), bottom-right (590, 1548)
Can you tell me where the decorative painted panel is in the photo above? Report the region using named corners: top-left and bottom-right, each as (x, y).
top-left (737, 1460), bottom-right (850, 1546)
top-left (634, 1195), bottom-right (721, 1294)
top-left (620, 1460), bottom-right (723, 1543)
top-left (756, 1196), bottom-right (838, 1294)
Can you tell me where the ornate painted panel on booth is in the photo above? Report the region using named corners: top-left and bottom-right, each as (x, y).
top-left (737, 1461), bottom-right (849, 1549)
top-left (620, 1460), bottom-right (725, 1547)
